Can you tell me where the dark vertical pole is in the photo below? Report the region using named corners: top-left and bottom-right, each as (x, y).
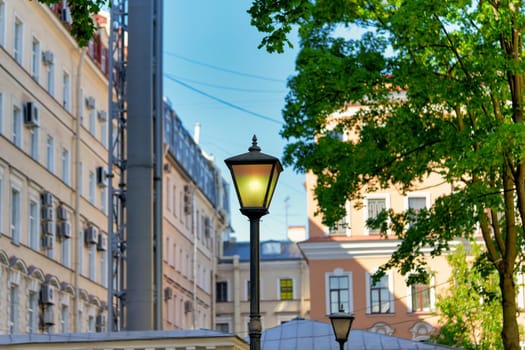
top-left (249, 215), bottom-right (262, 350)
top-left (126, 0), bottom-right (154, 331)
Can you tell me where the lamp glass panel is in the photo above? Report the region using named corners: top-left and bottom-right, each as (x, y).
top-left (264, 165), bottom-right (281, 208)
top-left (331, 317), bottom-right (353, 342)
top-left (231, 163), bottom-right (273, 208)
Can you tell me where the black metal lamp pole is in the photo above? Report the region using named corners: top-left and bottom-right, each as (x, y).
top-left (225, 136), bottom-right (282, 350)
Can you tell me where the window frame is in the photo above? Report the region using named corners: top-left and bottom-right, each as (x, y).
top-left (13, 16), bottom-right (23, 64)
top-left (61, 147), bottom-right (70, 185)
top-left (12, 104), bottom-right (22, 148)
top-left (325, 269), bottom-right (353, 314)
top-left (31, 35), bottom-right (40, 81)
top-left (216, 281), bottom-right (228, 302)
top-left (407, 274), bottom-right (435, 313)
top-left (365, 270), bottom-right (395, 314)
top-left (278, 277), bottom-right (294, 300)
top-left (28, 197), bottom-right (40, 250)
top-left (9, 284), bottom-right (19, 333)
top-left (0, 0), bottom-right (5, 47)
top-left (46, 135), bottom-right (55, 173)
top-left (10, 185), bottom-right (21, 244)
top-left (62, 70), bottom-right (71, 111)
top-left (364, 193), bottom-right (390, 235)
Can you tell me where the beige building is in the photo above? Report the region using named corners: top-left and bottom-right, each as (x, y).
top-left (0, 0), bottom-right (111, 334)
top-left (162, 104), bottom-right (231, 331)
top-left (216, 239), bottom-right (310, 339)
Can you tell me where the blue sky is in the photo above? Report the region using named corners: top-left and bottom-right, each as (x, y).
top-left (162, 1), bottom-right (306, 242)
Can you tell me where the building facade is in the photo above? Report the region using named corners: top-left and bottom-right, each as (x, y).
top-left (216, 239), bottom-right (310, 338)
top-left (0, 0), bottom-right (111, 334)
top-left (300, 105), bottom-right (456, 340)
top-left (162, 102), bottom-right (231, 331)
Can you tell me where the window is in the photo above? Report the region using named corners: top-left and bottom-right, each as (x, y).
top-left (62, 71), bottom-right (71, 111)
top-left (172, 185), bottom-right (177, 216)
top-left (31, 37), bottom-right (40, 81)
top-left (62, 232), bottom-right (71, 267)
top-left (166, 178), bottom-right (171, 210)
top-left (88, 171), bottom-right (95, 204)
top-left (216, 281), bottom-right (228, 302)
top-left (88, 315), bottom-right (95, 332)
top-left (0, 173), bottom-right (3, 233)
top-left (327, 272), bottom-right (352, 314)
top-left (10, 188), bottom-right (21, 244)
top-left (46, 135), bottom-right (55, 172)
top-left (407, 272), bottom-right (435, 313)
top-left (12, 105), bottom-right (22, 147)
top-left (101, 248), bottom-right (107, 287)
top-left (61, 305), bottom-right (69, 333)
top-left (30, 127), bottom-right (39, 160)
top-left (100, 115), bottom-right (107, 147)
top-left (78, 230), bottom-right (84, 275)
top-left (0, 1), bottom-right (5, 47)
top-left (27, 291), bottom-right (38, 333)
top-left (367, 273), bottom-right (393, 314)
top-left (101, 187), bottom-right (107, 213)
top-left (89, 243), bottom-right (96, 280)
top-left (61, 148), bottom-right (70, 185)
top-left (365, 195), bottom-right (389, 235)
top-left (216, 323), bottom-right (229, 333)
top-left (9, 284), bottom-right (19, 333)
top-left (406, 193), bottom-right (429, 225)
top-left (246, 280), bottom-right (251, 301)
top-left (329, 217), bottom-right (348, 235)
top-left (279, 278), bottom-right (293, 300)
top-left (29, 200), bottom-right (39, 250)
top-left (46, 62), bottom-right (55, 96)
top-left (13, 17), bottom-right (23, 64)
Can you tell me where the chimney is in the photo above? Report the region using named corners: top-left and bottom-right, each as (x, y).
top-left (194, 122), bottom-right (201, 145)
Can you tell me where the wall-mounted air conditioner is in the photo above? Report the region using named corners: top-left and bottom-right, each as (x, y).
top-left (56, 205), bottom-right (68, 221)
top-left (40, 283), bottom-right (55, 305)
top-left (163, 163), bottom-right (171, 173)
top-left (42, 235), bottom-right (54, 250)
top-left (184, 300), bottom-right (193, 313)
top-left (97, 110), bottom-right (107, 122)
top-left (42, 50), bottom-right (54, 65)
top-left (42, 221), bottom-right (54, 236)
top-left (59, 221), bottom-right (71, 239)
top-left (85, 225), bottom-right (99, 245)
top-left (24, 102), bottom-right (40, 128)
top-left (97, 233), bottom-right (107, 251)
top-left (41, 207), bottom-right (54, 221)
top-left (96, 166), bottom-right (107, 187)
top-left (164, 287), bottom-right (173, 300)
top-left (43, 306), bottom-right (55, 325)
top-left (85, 96), bottom-right (96, 109)
top-left (41, 191), bottom-right (53, 207)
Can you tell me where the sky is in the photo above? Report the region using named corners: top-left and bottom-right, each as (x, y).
top-left (162, 1), bottom-right (306, 242)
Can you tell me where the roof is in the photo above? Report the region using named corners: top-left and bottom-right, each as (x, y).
top-left (0, 329), bottom-right (236, 345)
top-left (220, 240), bottom-right (304, 263)
top-left (261, 318), bottom-right (454, 350)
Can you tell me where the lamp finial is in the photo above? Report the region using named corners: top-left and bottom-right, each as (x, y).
top-left (249, 135), bottom-right (261, 152)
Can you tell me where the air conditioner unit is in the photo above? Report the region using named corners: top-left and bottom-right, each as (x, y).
top-left (184, 300), bottom-right (193, 313)
top-left (42, 50), bottom-right (54, 65)
top-left (42, 235), bottom-right (54, 250)
top-left (41, 207), bottom-right (54, 221)
top-left (97, 233), bottom-right (107, 251)
top-left (163, 163), bottom-right (171, 173)
top-left (41, 283), bottom-right (55, 305)
top-left (96, 166), bottom-right (107, 187)
top-left (24, 102), bottom-right (40, 128)
top-left (85, 96), bottom-right (96, 109)
top-left (43, 306), bottom-right (55, 325)
top-left (57, 205), bottom-right (68, 221)
top-left (85, 225), bottom-right (98, 245)
top-left (97, 110), bottom-right (107, 122)
top-left (42, 221), bottom-right (54, 236)
top-left (60, 8), bottom-right (72, 24)
top-left (164, 287), bottom-right (173, 300)
top-left (59, 221), bottom-right (71, 239)
top-left (95, 314), bottom-right (106, 332)
top-left (41, 191), bottom-right (53, 207)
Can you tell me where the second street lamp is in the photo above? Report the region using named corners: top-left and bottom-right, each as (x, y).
top-left (225, 135), bottom-right (282, 350)
top-left (329, 305), bottom-right (355, 350)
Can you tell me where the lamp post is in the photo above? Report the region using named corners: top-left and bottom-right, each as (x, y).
top-left (329, 305), bottom-right (355, 350)
top-left (225, 135), bottom-right (282, 350)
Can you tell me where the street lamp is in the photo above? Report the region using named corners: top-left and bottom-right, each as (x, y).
top-left (329, 305), bottom-right (355, 350)
top-left (225, 135), bottom-right (282, 350)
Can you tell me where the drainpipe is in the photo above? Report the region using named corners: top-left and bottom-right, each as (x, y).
top-left (74, 47), bottom-right (86, 333)
top-left (192, 186), bottom-right (197, 329)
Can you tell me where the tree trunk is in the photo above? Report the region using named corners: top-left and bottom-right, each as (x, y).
top-left (500, 266), bottom-right (520, 350)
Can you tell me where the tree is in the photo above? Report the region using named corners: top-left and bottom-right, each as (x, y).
top-left (35, 0), bottom-right (106, 47)
top-left (249, 1), bottom-right (525, 349)
top-left (434, 244), bottom-right (503, 350)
